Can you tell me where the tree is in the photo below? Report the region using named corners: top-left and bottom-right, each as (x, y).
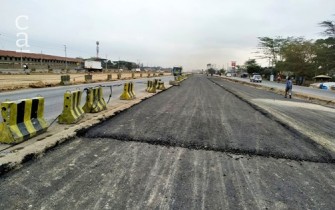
top-left (317, 16), bottom-right (335, 76)
top-left (314, 38), bottom-right (335, 74)
top-left (257, 36), bottom-right (287, 67)
top-left (207, 68), bottom-right (215, 75)
top-left (319, 19), bottom-right (335, 38)
top-left (244, 59), bottom-right (262, 74)
top-left (277, 37), bottom-right (316, 78)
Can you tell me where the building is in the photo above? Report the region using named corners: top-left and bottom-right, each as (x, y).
top-left (0, 50), bottom-right (83, 70)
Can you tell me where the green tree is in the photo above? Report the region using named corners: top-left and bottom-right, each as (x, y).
top-left (244, 59), bottom-right (262, 74)
top-left (277, 37), bottom-right (316, 78)
top-left (314, 38), bottom-right (335, 74)
top-left (319, 19), bottom-right (335, 38)
top-left (207, 68), bottom-right (215, 75)
top-left (257, 36), bottom-right (287, 67)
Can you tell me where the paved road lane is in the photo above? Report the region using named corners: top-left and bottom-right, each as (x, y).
top-left (86, 75), bottom-right (333, 162)
top-left (0, 76), bottom-right (173, 122)
top-left (1, 74), bottom-right (335, 209)
top-left (223, 76), bottom-right (335, 100)
top-left (209, 77), bottom-right (335, 152)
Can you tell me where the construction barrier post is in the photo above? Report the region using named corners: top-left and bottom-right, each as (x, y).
top-left (83, 87), bottom-right (107, 113)
top-left (158, 81), bottom-right (166, 90)
top-left (60, 75), bottom-right (71, 85)
top-left (107, 74), bottom-right (112, 81)
top-left (85, 75), bottom-right (93, 82)
top-left (120, 83), bottom-right (132, 100)
top-left (129, 82), bottom-right (136, 99)
top-left (58, 90), bottom-right (85, 124)
top-left (0, 97), bottom-right (48, 144)
top-left (148, 80), bottom-right (156, 93)
top-left (147, 81), bottom-right (151, 92)
top-left (132, 72), bottom-right (135, 79)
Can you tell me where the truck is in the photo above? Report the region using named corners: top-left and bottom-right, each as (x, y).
top-left (172, 66), bottom-right (182, 76)
top-left (84, 60), bottom-right (102, 72)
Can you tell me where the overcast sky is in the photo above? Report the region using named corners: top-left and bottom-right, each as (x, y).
top-left (0, 0), bottom-right (334, 70)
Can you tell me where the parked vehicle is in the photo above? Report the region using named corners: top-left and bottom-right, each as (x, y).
top-left (250, 74), bottom-right (262, 83)
top-left (84, 60), bottom-right (102, 72)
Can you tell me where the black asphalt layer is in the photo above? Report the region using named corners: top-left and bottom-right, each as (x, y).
top-left (1, 138), bottom-right (335, 209)
top-left (209, 76), bottom-right (335, 144)
top-left (1, 75), bottom-right (335, 209)
top-left (85, 75), bottom-right (333, 162)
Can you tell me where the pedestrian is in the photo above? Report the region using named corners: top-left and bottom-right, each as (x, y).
top-left (277, 75), bottom-right (281, 83)
top-left (285, 76), bottom-right (293, 98)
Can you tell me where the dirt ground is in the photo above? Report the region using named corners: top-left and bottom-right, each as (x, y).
top-left (0, 72), bottom-right (170, 91)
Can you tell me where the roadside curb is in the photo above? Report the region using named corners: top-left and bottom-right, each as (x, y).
top-left (0, 85), bottom-right (173, 176)
top-left (220, 77), bottom-right (335, 108)
top-left (209, 78), bottom-right (335, 161)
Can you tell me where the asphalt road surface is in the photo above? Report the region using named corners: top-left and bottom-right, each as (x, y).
top-left (209, 77), bottom-right (335, 149)
top-left (226, 76), bottom-right (335, 100)
top-left (0, 76), bottom-right (173, 122)
top-left (1, 75), bottom-right (334, 209)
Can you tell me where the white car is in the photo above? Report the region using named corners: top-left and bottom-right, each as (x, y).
top-left (250, 74), bottom-right (262, 83)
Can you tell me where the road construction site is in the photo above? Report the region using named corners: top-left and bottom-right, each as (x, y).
top-left (0, 74), bottom-right (334, 209)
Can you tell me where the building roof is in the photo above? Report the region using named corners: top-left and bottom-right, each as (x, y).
top-left (0, 50), bottom-right (82, 62)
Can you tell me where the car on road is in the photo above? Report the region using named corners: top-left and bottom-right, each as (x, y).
top-left (250, 74), bottom-right (262, 83)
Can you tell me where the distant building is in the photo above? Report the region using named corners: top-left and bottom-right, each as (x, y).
top-left (0, 50), bottom-right (83, 70)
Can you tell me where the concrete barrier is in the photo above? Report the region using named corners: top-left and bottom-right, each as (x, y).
top-left (157, 81), bottom-right (166, 90)
top-left (58, 90), bottom-right (84, 124)
top-left (60, 75), bottom-right (71, 85)
top-left (120, 83), bottom-right (132, 100)
top-left (119, 82), bottom-right (136, 100)
top-left (85, 75), bottom-right (93, 82)
top-left (107, 74), bottom-right (112, 81)
top-left (0, 97), bottom-right (48, 144)
top-left (148, 80), bottom-right (157, 93)
top-left (129, 82), bottom-right (136, 99)
top-left (146, 80), bottom-right (150, 92)
top-left (82, 87), bottom-right (107, 113)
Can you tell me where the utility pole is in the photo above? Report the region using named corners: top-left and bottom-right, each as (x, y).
top-left (105, 54), bottom-right (108, 70)
top-left (20, 48), bottom-right (23, 68)
top-left (40, 50), bottom-right (43, 67)
top-left (96, 41), bottom-right (99, 58)
top-left (64, 45), bottom-right (67, 69)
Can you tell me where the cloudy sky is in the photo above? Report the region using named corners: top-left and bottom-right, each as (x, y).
top-left (0, 0), bottom-right (334, 70)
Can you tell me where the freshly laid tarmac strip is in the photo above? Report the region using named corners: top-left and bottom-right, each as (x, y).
top-left (0, 75), bottom-right (334, 209)
top-left (209, 76), bottom-right (335, 154)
